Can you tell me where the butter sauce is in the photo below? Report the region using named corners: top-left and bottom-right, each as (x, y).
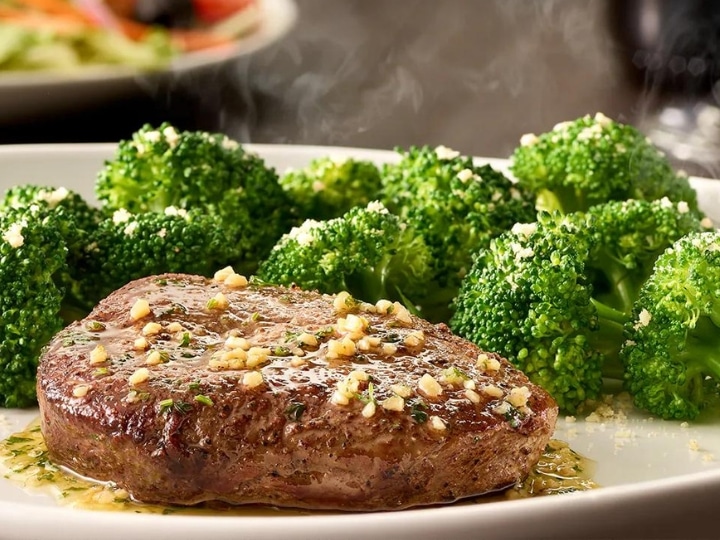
top-left (0, 419), bottom-right (595, 515)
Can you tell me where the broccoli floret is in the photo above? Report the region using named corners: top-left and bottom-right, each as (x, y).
top-left (451, 212), bottom-right (605, 411)
top-left (0, 184), bottom-right (100, 264)
top-left (279, 156), bottom-right (382, 220)
top-left (0, 208), bottom-right (67, 407)
top-left (257, 201), bottom-right (433, 306)
top-left (510, 112), bottom-right (700, 214)
top-left (381, 145), bottom-right (536, 320)
top-left (621, 232), bottom-right (720, 420)
top-left (84, 207), bottom-right (231, 302)
top-left (0, 184), bottom-right (102, 320)
top-left (95, 123), bottom-right (292, 273)
top-left (451, 198), bottom-right (707, 412)
top-left (586, 198), bottom-right (710, 315)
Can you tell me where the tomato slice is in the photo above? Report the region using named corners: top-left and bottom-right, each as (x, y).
top-left (192, 0), bottom-right (255, 23)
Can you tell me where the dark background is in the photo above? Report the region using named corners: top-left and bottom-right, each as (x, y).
top-left (5, 0), bottom-right (720, 177)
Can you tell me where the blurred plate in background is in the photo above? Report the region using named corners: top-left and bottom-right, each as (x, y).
top-left (0, 0), bottom-right (296, 124)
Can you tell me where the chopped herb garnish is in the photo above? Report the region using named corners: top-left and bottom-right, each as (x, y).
top-left (188, 381), bottom-right (201, 391)
top-left (383, 332), bottom-right (401, 343)
top-left (409, 399), bottom-right (429, 424)
top-left (503, 406), bottom-right (523, 429)
top-left (158, 399), bottom-right (192, 414)
top-left (173, 401), bottom-right (192, 414)
top-left (272, 346), bottom-right (292, 357)
top-left (61, 332), bottom-right (96, 347)
top-left (358, 382), bottom-right (376, 405)
top-left (285, 402), bottom-right (306, 421)
top-left (180, 332), bottom-right (192, 347)
top-left (284, 330), bottom-right (301, 342)
top-left (158, 398), bottom-right (174, 412)
top-left (251, 312), bottom-right (262, 322)
top-left (194, 395), bottom-right (214, 406)
top-left (343, 295), bottom-right (359, 311)
top-left (314, 326), bottom-right (335, 340)
top-left (160, 303), bottom-right (188, 316)
top-left (85, 321), bottom-right (106, 332)
top-left (155, 350), bottom-right (171, 363)
top-left (155, 278), bottom-right (168, 286)
top-left (93, 367), bottom-right (110, 378)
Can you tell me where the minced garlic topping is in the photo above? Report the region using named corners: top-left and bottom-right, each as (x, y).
top-left (130, 299), bottom-right (151, 320)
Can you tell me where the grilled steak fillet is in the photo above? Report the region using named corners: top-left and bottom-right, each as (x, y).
top-left (37, 272), bottom-right (558, 511)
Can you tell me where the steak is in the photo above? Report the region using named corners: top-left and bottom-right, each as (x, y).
top-left (37, 271), bottom-right (558, 511)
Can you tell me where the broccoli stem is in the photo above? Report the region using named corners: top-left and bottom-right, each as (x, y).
top-left (536, 186), bottom-right (586, 214)
top-left (600, 261), bottom-right (643, 314)
top-left (589, 299), bottom-right (629, 380)
top-left (346, 267), bottom-right (390, 305)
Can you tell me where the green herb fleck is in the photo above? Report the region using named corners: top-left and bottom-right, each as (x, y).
top-left (158, 399), bottom-right (192, 414)
top-left (158, 398), bottom-right (174, 413)
top-left (272, 346), bottom-right (292, 357)
top-left (503, 406), bottom-right (523, 429)
top-left (85, 321), bottom-right (106, 332)
top-left (251, 312), bottom-right (262, 322)
top-left (173, 401), bottom-right (192, 414)
top-left (93, 367), bottom-right (110, 378)
top-left (161, 303), bottom-right (188, 316)
top-left (180, 332), bottom-right (192, 347)
top-left (194, 395), bottom-right (214, 407)
top-left (188, 381), bottom-right (201, 391)
top-left (285, 402), bottom-right (306, 421)
top-left (441, 366), bottom-right (469, 384)
top-left (358, 382), bottom-right (376, 405)
top-left (409, 400), bottom-right (429, 424)
top-left (314, 326), bottom-right (335, 340)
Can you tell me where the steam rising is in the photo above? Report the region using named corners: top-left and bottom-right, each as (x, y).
top-left (138, 1), bottom-right (634, 158)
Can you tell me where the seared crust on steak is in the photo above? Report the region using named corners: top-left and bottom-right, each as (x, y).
top-left (37, 272), bottom-right (557, 511)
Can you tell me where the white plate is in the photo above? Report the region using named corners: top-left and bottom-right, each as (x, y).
top-left (0, 144), bottom-right (719, 540)
top-left (0, 0), bottom-right (297, 123)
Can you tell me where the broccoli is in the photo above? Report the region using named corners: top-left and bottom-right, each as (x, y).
top-left (621, 231), bottom-right (720, 420)
top-left (585, 198), bottom-right (711, 315)
top-left (0, 184), bottom-right (102, 320)
top-left (451, 212), bottom-right (605, 411)
top-left (83, 207), bottom-right (232, 302)
top-left (0, 207), bottom-right (67, 407)
top-left (451, 198), bottom-right (707, 412)
top-left (510, 112), bottom-right (700, 214)
top-left (381, 145), bottom-right (537, 320)
top-left (95, 123), bottom-right (293, 273)
top-left (279, 156), bottom-right (382, 220)
top-left (257, 201), bottom-right (433, 306)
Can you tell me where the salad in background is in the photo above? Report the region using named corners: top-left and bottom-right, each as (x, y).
top-left (0, 0), bottom-right (260, 72)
